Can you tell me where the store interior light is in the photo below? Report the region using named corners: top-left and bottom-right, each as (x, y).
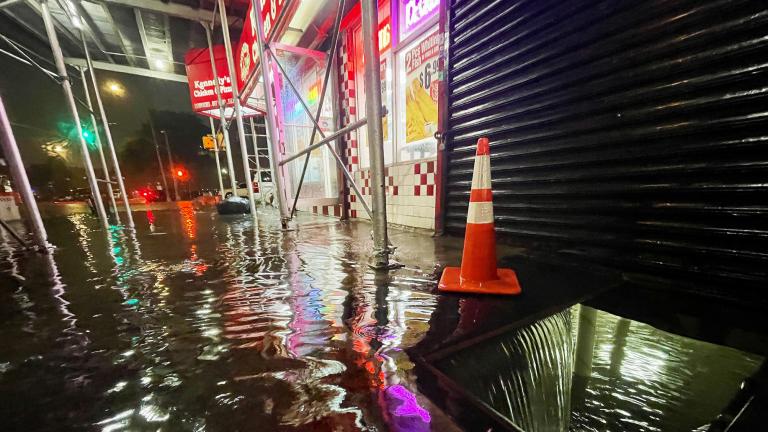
top-left (154, 58), bottom-right (167, 70)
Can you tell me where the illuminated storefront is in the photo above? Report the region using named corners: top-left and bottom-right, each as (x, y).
top-left (336, 0), bottom-right (443, 230)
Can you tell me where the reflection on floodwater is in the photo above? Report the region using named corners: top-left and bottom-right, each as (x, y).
top-left (0, 208), bottom-right (762, 432)
top-left (438, 305), bottom-right (764, 432)
top-left (0, 210), bottom-right (445, 431)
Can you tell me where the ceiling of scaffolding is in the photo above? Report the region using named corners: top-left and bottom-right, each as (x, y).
top-left (0, 0), bottom-right (352, 83)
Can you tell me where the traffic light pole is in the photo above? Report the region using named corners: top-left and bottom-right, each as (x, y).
top-left (209, 117), bottom-right (225, 197)
top-left (40, 0), bottom-right (108, 230)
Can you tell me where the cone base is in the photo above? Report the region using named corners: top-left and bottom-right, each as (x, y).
top-left (438, 266), bottom-right (522, 295)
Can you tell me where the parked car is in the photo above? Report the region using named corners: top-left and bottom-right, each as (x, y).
top-left (222, 170), bottom-right (274, 204)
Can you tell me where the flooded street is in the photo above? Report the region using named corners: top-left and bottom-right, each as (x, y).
top-left (0, 207), bottom-right (763, 431)
top-left (0, 207), bottom-right (457, 431)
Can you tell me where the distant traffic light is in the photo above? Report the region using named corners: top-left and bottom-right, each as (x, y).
top-left (175, 167), bottom-right (188, 180)
top-left (81, 127), bottom-right (96, 147)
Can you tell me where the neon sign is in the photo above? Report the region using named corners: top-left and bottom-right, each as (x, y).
top-left (402, 0), bottom-right (439, 35)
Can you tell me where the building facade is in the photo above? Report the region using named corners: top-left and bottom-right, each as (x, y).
top-left (334, 0), bottom-right (444, 231)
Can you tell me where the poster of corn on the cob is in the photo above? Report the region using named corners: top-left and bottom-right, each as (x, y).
top-left (404, 30), bottom-right (441, 145)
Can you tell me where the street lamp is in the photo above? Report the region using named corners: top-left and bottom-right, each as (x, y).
top-left (104, 80), bottom-right (125, 97)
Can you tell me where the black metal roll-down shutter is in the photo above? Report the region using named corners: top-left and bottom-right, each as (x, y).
top-left (445, 0), bottom-right (768, 302)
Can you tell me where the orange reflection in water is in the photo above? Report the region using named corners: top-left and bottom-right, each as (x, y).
top-left (178, 202), bottom-right (196, 240)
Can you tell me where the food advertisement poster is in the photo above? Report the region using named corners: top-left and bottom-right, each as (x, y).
top-left (404, 30), bottom-right (441, 144)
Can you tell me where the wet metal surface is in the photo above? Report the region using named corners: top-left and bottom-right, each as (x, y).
top-left (0, 206), bottom-right (763, 432)
top-left (437, 305), bottom-right (763, 432)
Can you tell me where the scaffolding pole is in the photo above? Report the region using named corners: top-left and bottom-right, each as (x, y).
top-left (40, 0), bottom-right (108, 230)
top-left (270, 47), bottom-right (373, 220)
top-left (361, 0), bottom-right (392, 268)
top-left (248, 118), bottom-right (265, 207)
top-left (203, 22), bottom-right (238, 195)
top-left (286, 0), bottom-right (344, 219)
top-left (209, 116), bottom-right (225, 197)
top-left (252, 0), bottom-right (290, 227)
top-left (78, 66), bottom-right (119, 221)
top-left (81, 31), bottom-right (135, 228)
top-left (218, 0), bottom-right (257, 217)
top-left (0, 95), bottom-right (48, 249)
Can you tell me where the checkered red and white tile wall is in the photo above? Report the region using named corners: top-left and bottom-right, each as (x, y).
top-left (348, 160), bottom-right (437, 230)
top-left (336, 30), bottom-right (437, 230)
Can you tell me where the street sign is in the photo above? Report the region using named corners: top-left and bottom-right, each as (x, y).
top-left (202, 134), bottom-right (215, 150)
top-left (203, 133), bottom-right (226, 151)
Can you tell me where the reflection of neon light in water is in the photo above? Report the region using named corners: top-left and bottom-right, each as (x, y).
top-left (385, 384), bottom-right (432, 425)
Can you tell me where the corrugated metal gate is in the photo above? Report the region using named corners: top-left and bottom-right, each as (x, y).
top-left (444, 0), bottom-right (768, 300)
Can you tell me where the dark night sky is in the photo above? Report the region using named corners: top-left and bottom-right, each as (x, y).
top-left (0, 56), bottom-right (196, 166)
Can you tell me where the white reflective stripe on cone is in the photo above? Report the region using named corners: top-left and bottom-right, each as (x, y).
top-left (471, 155), bottom-right (492, 190)
top-left (467, 201), bottom-right (494, 224)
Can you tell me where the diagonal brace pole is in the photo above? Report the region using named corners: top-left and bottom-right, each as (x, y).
top-left (282, 0), bottom-right (344, 219)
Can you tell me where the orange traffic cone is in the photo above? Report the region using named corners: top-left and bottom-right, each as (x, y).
top-left (439, 137), bottom-right (521, 295)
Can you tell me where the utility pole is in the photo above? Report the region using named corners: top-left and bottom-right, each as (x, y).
top-left (149, 115), bottom-right (170, 202)
top-left (161, 130), bottom-right (180, 201)
top-left (361, 0), bottom-right (392, 268)
top-left (40, 0), bottom-right (108, 230)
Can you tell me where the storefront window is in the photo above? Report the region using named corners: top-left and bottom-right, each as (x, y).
top-left (354, 3), bottom-right (393, 168)
top-left (395, 27), bottom-right (440, 162)
top-left (279, 49), bottom-right (338, 199)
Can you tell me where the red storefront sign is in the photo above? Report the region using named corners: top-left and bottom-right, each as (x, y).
top-left (236, 0), bottom-right (286, 97)
top-left (184, 45), bottom-right (234, 114)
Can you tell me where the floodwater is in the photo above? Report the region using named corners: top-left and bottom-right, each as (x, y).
top-left (0, 206), bottom-right (456, 432)
top-left (0, 205), bottom-right (762, 432)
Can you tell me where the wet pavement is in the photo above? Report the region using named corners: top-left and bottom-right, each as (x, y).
top-left (0, 205), bottom-right (764, 431)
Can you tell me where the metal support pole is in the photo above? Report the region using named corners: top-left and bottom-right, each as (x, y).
top-left (0, 95), bottom-right (48, 249)
top-left (280, 117), bottom-right (368, 165)
top-left (278, 117), bottom-right (374, 218)
top-left (149, 116), bottom-right (170, 202)
top-left (161, 131), bottom-right (180, 201)
top-left (78, 65), bottom-right (119, 222)
top-left (252, 0), bottom-right (290, 227)
top-left (204, 22), bottom-right (238, 196)
top-left (218, 0), bottom-right (257, 217)
top-left (40, 0), bottom-right (108, 230)
top-left (248, 117), bottom-right (264, 206)
top-left (361, 0), bottom-right (391, 268)
top-left (209, 116), bottom-right (225, 197)
top-left (82, 33), bottom-right (135, 228)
